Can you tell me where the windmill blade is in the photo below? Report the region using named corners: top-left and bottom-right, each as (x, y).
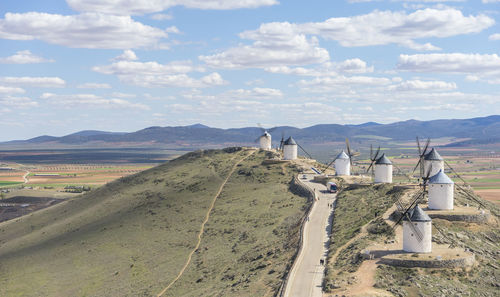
top-left (455, 183), bottom-right (486, 209)
top-left (412, 159), bottom-right (422, 175)
top-left (345, 138), bottom-right (354, 166)
top-left (373, 146), bottom-right (381, 161)
top-left (422, 138), bottom-right (431, 156)
top-left (395, 199), bottom-right (406, 212)
top-left (257, 123), bottom-right (266, 133)
top-left (366, 160), bottom-right (375, 173)
top-left (279, 131), bottom-right (285, 150)
top-left (370, 144), bottom-right (373, 160)
top-left (392, 190), bottom-right (423, 228)
top-left (267, 127), bottom-right (278, 133)
top-left (392, 161), bottom-right (412, 182)
top-left (296, 141), bottom-right (313, 159)
top-left (321, 155), bottom-right (338, 174)
top-left (416, 136), bottom-right (422, 155)
top-left (444, 159), bottom-right (468, 185)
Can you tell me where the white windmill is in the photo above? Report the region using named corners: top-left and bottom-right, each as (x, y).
top-left (428, 169), bottom-right (454, 210)
top-left (402, 204), bottom-right (432, 253)
top-left (321, 138), bottom-right (357, 176)
top-left (334, 150), bottom-right (351, 176)
top-left (374, 154), bottom-right (393, 183)
top-left (259, 131), bottom-right (272, 150)
top-left (424, 148), bottom-right (444, 177)
top-left (366, 146), bottom-right (392, 183)
top-left (283, 136), bottom-right (298, 160)
top-left (256, 124), bottom-right (275, 150)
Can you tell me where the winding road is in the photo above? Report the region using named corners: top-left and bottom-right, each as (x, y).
top-left (284, 174), bottom-right (336, 297)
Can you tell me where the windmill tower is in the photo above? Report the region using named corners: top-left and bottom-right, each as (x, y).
top-left (283, 136), bottom-right (298, 160)
top-left (366, 146), bottom-right (392, 183)
top-left (402, 205), bottom-right (432, 253)
top-left (334, 150), bottom-right (350, 176)
top-left (259, 131), bottom-right (272, 150)
top-left (428, 169), bottom-right (454, 210)
top-left (374, 153), bottom-right (392, 183)
top-left (424, 148), bottom-right (444, 177)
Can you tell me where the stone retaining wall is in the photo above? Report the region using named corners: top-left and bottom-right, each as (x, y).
top-left (380, 254), bottom-right (475, 268)
top-left (429, 213), bottom-right (490, 223)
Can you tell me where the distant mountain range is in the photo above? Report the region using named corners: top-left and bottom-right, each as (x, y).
top-left (2, 115), bottom-right (499, 149)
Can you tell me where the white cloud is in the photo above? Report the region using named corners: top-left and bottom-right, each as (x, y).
top-left (151, 13), bottom-right (173, 21)
top-left (111, 92), bottom-right (137, 98)
top-left (165, 26), bottom-right (181, 34)
top-left (0, 77), bottom-right (66, 88)
top-left (0, 95), bottom-right (38, 108)
top-left (397, 53), bottom-right (500, 75)
top-left (388, 79), bottom-right (457, 91)
top-left (76, 83), bottom-right (112, 89)
top-left (200, 23), bottom-right (329, 68)
top-left (489, 33), bottom-right (500, 41)
top-left (298, 8), bottom-right (493, 50)
top-left (0, 50), bottom-right (53, 64)
top-left (93, 60), bottom-right (201, 75)
top-left (0, 12), bottom-right (168, 49)
top-left (391, 103), bottom-right (475, 113)
top-left (40, 93), bottom-right (150, 110)
top-left (93, 59), bottom-right (226, 88)
top-left (265, 58), bottom-right (374, 76)
top-left (482, 0), bottom-right (500, 3)
top-left (0, 86), bottom-right (25, 94)
top-left (112, 50), bottom-right (138, 62)
top-left (298, 75), bottom-right (392, 90)
top-left (181, 87), bottom-right (283, 101)
top-left (66, 0), bottom-right (279, 15)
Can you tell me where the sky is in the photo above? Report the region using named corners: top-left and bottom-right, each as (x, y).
top-left (0, 0), bottom-right (499, 141)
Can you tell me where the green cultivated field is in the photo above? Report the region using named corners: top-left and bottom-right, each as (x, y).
top-left (0, 181), bottom-right (23, 187)
top-left (0, 148), bottom-right (309, 297)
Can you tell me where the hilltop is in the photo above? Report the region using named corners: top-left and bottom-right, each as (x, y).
top-left (0, 148), bottom-right (311, 296)
top-left (1, 115), bottom-right (498, 149)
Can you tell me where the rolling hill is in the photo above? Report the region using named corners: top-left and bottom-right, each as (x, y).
top-left (1, 115), bottom-right (498, 149)
top-left (0, 148), bottom-right (310, 296)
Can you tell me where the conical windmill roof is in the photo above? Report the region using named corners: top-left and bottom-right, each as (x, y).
top-left (402, 205), bottom-right (431, 222)
top-left (429, 169), bottom-right (454, 184)
top-left (336, 150), bottom-right (349, 160)
top-left (284, 136), bottom-right (296, 145)
top-left (424, 148), bottom-right (443, 161)
top-left (375, 153), bottom-right (392, 165)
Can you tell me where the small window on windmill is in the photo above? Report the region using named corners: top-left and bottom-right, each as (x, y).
top-left (411, 233), bottom-right (414, 237)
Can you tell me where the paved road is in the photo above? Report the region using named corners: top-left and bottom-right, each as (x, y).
top-left (284, 174), bottom-right (336, 297)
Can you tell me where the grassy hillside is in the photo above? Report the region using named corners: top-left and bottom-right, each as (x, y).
top-left (324, 184), bottom-right (500, 296)
top-left (0, 148), bottom-right (309, 296)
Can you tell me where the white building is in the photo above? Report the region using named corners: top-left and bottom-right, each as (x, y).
top-left (334, 150), bottom-right (350, 176)
top-left (283, 136), bottom-right (298, 160)
top-left (403, 205), bottom-right (432, 253)
top-left (374, 153), bottom-right (392, 183)
top-left (428, 169), bottom-right (454, 210)
top-left (259, 131), bottom-right (272, 150)
top-left (424, 148), bottom-right (444, 177)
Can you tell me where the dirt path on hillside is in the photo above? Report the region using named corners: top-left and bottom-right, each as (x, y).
top-left (326, 197), bottom-right (407, 297)
top-left (156, 150), bottom-right (256, 297)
